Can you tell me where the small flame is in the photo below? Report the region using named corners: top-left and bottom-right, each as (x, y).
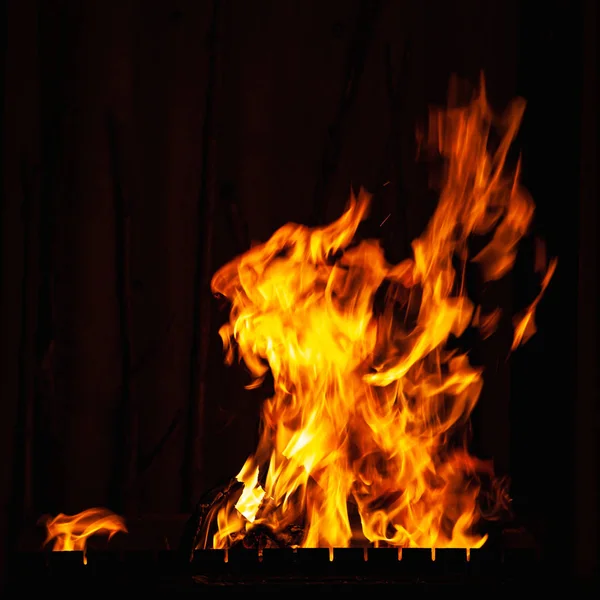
top-left (512, 256), bottom-right (557, 350)
top-left (42, 507), bottom-right (127, 564)
top-left (210, 76), bottom-right (554, 550)
top-left (472, 306), bottom-right (501, 340)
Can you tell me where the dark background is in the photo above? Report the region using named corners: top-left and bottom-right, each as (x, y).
top-left (1, 0), bottom-right (597, 585)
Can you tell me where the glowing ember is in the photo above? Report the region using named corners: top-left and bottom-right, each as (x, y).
top-left (210, 78), bottom-right (554, 550)
top-left (42, 507), bottom-right (127, 563)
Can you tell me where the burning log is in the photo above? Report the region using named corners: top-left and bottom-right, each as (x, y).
top-left (181, 478), bottom-right (240, 556)
top-left (183, 478), bottom-right (305, 555)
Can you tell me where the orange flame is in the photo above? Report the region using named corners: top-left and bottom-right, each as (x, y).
top-left (42, 507), bottom-right (127, 563)
top-left (210, 78), bottom-right (554, 550)
top-left (512, 239), bottom-right (557, 349)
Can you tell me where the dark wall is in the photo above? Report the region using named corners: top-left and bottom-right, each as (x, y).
top-left (1, 0), bottom-right (596, 582)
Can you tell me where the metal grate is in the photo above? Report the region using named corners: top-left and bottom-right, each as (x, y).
top-left (8, 546), bottom-right (544, 592)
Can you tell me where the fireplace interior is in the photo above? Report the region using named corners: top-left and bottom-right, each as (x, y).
top-left (1, 0), bottom-right (597, 594)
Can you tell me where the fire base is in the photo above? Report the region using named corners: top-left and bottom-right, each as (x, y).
top-left (182, 477), bottom-right (515, 556)
top-left (8, 546), bottom-right (553, 593)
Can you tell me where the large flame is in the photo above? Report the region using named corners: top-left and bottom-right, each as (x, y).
top-left (42, 507), bottom-right (127, 563)
top-left (210, 79), bottom-right (555, 550)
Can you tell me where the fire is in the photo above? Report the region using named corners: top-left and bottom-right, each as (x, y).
top-left (42, 507), bottom-right (127, 563)
top-left (210, 79), bottom-right (554, 551)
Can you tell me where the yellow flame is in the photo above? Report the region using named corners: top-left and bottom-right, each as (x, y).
top-left (42, 507), bottom-right (127, 564)
top-left (211, 77), bottom-right (554, 550)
